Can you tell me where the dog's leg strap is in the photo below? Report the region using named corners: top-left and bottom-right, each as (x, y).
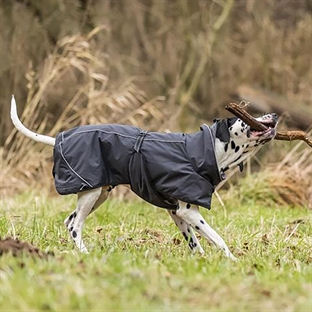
top-left (168, 210), bottom-right (204, 254)
top-left (176, 201), bottom-right (237, 261)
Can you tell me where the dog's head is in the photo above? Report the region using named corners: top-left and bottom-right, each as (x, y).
top-left (214, 113), bottom-right (278, 175)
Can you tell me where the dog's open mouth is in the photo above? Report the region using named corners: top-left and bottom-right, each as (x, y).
top-left (260, 119), bottom-right (277, 128)
top-left (248, 114), bottom-right (278, 139)
top-left (249, 127), bottom-right (275, 138)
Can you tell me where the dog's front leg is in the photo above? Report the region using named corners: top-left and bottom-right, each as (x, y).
top-left (176, 201), bottom-right (237, 261)
top-left (65, 188), bottom-right (103, 253)
top-left (168, 209), bottom-right (204, 254)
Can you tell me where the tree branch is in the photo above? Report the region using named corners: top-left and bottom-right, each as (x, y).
top-left (225, 102), bottom-right (312, 148)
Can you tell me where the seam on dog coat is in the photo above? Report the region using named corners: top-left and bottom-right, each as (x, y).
top-left (52, 124), bottom-right (221, 210)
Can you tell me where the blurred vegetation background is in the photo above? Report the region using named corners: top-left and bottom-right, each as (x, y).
top-left (0, 0), bottom-right (311, 206)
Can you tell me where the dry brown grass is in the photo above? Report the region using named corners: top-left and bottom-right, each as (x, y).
top-left (271, 137), bottom-right (312, 208)
top-left (222, 137), bottom-right (312, 209)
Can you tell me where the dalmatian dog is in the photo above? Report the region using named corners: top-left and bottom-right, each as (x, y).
top-left (10, 96), bottom-right (278, 260)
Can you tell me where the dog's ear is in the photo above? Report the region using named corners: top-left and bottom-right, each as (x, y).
top-left (215, 119), bottom-right (231, 143)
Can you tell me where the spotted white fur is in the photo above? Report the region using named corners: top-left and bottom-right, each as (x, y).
top-left (215, 116), bottom-right (277, 175)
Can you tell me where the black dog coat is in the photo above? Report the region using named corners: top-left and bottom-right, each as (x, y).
top-left (53, 123), bottom-right (222, 210)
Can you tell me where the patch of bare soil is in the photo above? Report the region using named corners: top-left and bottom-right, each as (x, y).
top-left (0, 237), bottom-right (53, 259)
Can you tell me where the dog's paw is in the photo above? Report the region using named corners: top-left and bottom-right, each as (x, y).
top-left (80, 247), bottom-right (89, 254)
top-left (229, 253), bottom-right (238, 261)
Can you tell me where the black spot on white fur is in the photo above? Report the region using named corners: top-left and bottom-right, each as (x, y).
top-left (69, 211), bottom-right (77, 221)
top-left (189, 240), bottom-right (197, 249)
top-left (222, 166), bottom-right (229, 172)
top-left (231, 141), bottom-right (236, 149)
top-left (190, 243), bottom-right (196, 249)
top-left (233, 155), bottom-right (242, 164)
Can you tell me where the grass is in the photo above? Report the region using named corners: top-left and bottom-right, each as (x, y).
top-left (0, 191), bottom-right (311, 311)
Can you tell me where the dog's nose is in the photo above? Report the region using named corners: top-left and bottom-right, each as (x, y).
top-left (272, 113), bottom-right (278, 121)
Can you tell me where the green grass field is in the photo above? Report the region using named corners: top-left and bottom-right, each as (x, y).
top-left (0, 191), bottom-right (311, 311)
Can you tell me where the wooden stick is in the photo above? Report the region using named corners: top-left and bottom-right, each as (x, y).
top-left (274, 130), bottom-right (312, 147)
top-left (225, 103), bottom-right (266, 131)
top-left (225, 103), bottom-right (312, 148)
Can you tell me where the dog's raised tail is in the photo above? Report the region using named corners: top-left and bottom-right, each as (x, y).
top-left (10, 95), bottom-right (55, 147)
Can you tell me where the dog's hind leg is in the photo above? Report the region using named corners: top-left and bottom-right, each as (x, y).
top-left (176, 201), bottom-right (237, 261)
top-left (64, 186), bottom-right (112, 229)
top-left (64, 187), bottom-right (104, 253)
top-left (168, 210), bottom-right (204, 254)
top-left (87, 185), bottom-right (114, 216)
